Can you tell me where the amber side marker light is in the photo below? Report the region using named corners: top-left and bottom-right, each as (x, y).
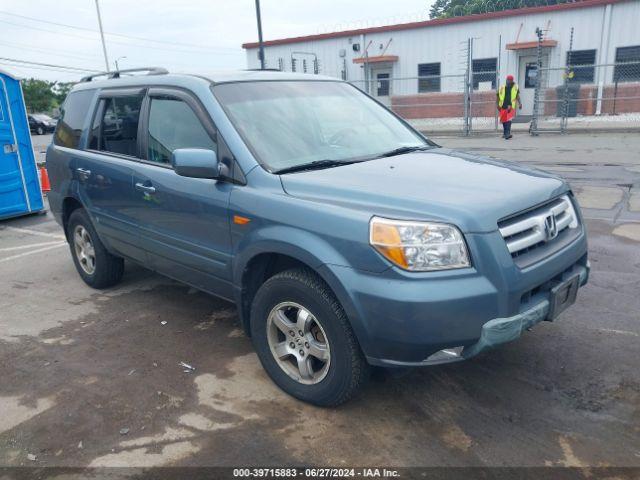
top-left (233, 215), bottom-right (251, 225)
top-left (370, 221), bottom-right (409, 269)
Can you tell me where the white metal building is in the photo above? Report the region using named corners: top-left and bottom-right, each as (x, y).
top-left (243, 0), bottom-right (640, 116)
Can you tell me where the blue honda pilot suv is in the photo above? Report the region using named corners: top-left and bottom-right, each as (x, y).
top-left (47, 68), bottom-right (589, 406)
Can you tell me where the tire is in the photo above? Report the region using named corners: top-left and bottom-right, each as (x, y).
top-left (36, 126), bottom-right (44, 135)
top-left (67, 208), bottom-right (124, 289)
top-left (250, 268), bottom-right (370, 406)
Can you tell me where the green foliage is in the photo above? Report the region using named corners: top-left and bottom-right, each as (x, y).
top-left (20, 78), bottom-right (75, 113)
top-left (52, 82), bottom-right (74, 103)
top-left (430, 0), bottom-right (573, 19)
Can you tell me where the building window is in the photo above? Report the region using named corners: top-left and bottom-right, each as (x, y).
top-left (278, 58), bottom-right (284, 71)
top-left (614, 45), bottom-right (640, 82)
top-left (418, 63), bottom-right (441, 93)
top-left (376, 73), bottom-right (390, 96)
top-left (566, 49), bottom-right (596, 83)
top-left (472, 58), bottom-right (497, 90)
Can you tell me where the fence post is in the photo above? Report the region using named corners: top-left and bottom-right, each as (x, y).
top-left (463, 38), bottom-right (472, 136)
top-left (530, 27), bottom-right (544, 136)
top-left (560, 27), bottom-right (574, 134)
top-left (612, 79), bottom-right (619, 115)
top-left (495, 34), bottom-right (501, 132)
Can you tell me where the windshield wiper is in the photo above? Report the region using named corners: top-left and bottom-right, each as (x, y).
top-left (374, 145), bottom-right (432, 159)
top-left (275, 159), bottom-right (360, 174)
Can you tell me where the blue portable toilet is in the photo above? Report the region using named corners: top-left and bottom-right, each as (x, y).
top-left (0, 69), bottom-right (44, 220)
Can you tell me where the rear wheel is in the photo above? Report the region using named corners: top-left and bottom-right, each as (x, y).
top-left (67, 209), bottom-right (124, 289)
top-left (251, 268), bottom-right (370, 406)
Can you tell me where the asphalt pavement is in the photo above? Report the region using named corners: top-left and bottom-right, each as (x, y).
top-left (0, 132), bottom-right (638, 470)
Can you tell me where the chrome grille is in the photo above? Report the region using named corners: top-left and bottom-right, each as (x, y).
top-left (499, 195), bottom-right (579, 257)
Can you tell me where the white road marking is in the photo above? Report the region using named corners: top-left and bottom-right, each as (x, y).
top-left (1, 226), bottom-right (66, 240)
top-left (0, 241), bottom-right (65, 252)
top-left (0, 243), bottom-right (66, 263)
top-left (597, 328), bottom-right (639, 337)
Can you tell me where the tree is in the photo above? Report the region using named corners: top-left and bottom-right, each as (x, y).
top-left (430, 0), bottom-right (573, 19)
top-left (21, 78), bottom-right (56, 113)
top-left (20, 78), bottom-right (75, 113)
top-left (52, 82), bottom-right (75, 105)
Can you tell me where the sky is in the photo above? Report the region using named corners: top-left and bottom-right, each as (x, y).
top-left (0, 0), bottom-right (434, 82)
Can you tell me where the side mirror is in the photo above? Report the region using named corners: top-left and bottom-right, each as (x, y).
top-left (171, 148), bottom-right (221, 179)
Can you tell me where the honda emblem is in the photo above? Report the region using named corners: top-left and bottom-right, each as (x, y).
top-left (545, 214), bottom-right (558, 240)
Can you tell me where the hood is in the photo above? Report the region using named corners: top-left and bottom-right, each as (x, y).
top-left (280, 148), bottom-right (568, 233)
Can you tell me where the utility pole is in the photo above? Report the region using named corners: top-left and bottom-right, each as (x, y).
top-left (255, 0), bottom-right (265, 70)
top-left (94, 0), bottom-right (110, 72)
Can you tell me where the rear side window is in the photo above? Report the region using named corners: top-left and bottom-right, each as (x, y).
top-left (53, 90), bottom-right (94, 149)
top-left (147, 98), bottom-right (216, 164)
top-left (93, 95), bottom-right (143, 157)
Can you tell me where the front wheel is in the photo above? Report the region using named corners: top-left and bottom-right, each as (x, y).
top-left (36, 126), bottom-right (44, 135)
top-left (250, 268), bottom-right (370, 406)
top-left (67, 208), bottom-right (124, 289)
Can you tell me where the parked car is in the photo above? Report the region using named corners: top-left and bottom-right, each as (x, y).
top-left (28, 113), bottom-right (57, 135)
top-left (46, 68), bottom-right (589, 406)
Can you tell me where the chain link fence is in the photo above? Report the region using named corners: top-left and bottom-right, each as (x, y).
top-left (345, 30), bottom-right (639, 136)
top-left (350, 73), bottom-right (472, 134)
top-left (348, 81), bottom-right (502, 135)
top-left (531, 58), bottom-right (640, 134)
top-left (348, 37), bottom-right (504, 135)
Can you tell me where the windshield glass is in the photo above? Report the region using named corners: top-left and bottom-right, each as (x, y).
top-left (33, 114), bottom-right (53, 121)
top-left (213, 81), bottom-right (429, 172)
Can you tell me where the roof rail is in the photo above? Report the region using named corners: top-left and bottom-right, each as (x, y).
top-left (80, 67), bottom-right (168, 83)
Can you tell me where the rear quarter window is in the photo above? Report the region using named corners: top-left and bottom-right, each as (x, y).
top-left (53, 90), bottom-right (95, 149)
top-left (91, 95), bottom-right (143, 157)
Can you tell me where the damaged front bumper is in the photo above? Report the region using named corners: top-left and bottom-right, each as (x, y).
top-left (420, 263), bottom-right (590, 366)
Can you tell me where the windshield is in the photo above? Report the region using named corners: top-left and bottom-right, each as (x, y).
top-left (213, 81), bottom-right (430, 172)
top-left (33, 114), bottom-right (53, 121)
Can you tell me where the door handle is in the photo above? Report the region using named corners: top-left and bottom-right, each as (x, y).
top-left (76, 168), bottom-right (91, 180)
top-left (135, 182), bottom-right (156, 194)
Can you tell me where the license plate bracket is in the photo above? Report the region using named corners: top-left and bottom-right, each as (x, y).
top-left (547, 273), bottom-right (580, 321)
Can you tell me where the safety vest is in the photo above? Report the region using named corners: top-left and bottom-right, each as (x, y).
top-left (497, 84), bottom-right (519, 107)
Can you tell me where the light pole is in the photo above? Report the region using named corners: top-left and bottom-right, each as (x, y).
top-left (94, 0), bottom-right (110, 72)
top-left (114, 56), bottom-right (127, 71)
top-left (255, 0), bottom-right (265, 70)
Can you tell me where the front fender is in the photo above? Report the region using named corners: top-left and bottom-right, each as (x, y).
top-left (231, 225), bottom-right (373, 347)
top-left (232, 225), bottom-right (352, 286)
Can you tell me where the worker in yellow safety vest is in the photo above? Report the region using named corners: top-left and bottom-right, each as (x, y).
top-left (497, 74), bottom-right (522, 139)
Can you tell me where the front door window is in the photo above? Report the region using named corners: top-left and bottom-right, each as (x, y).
top-left (147, 98), bottom-right (216, 165)
top-left (525, 62), bottom-right (538, 89)
top-left (377, 73), bottom-right (390, 97)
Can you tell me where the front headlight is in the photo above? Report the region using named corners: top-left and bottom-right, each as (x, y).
top-left (369, 217), bottom-right (470, 271)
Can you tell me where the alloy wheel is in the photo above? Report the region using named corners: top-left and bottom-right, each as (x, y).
top-left (266, 301), bottom-right (331, 385)
top-left (73, 225), bottom-right (96, 275)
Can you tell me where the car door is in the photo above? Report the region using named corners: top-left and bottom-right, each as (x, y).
top-left (74, 88), bottom-right (146, 263)
top-left (127, 87), bottom-right (234, 299)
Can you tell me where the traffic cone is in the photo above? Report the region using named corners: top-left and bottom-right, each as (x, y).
top-left (39, 167), bottom-right (51, 193)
